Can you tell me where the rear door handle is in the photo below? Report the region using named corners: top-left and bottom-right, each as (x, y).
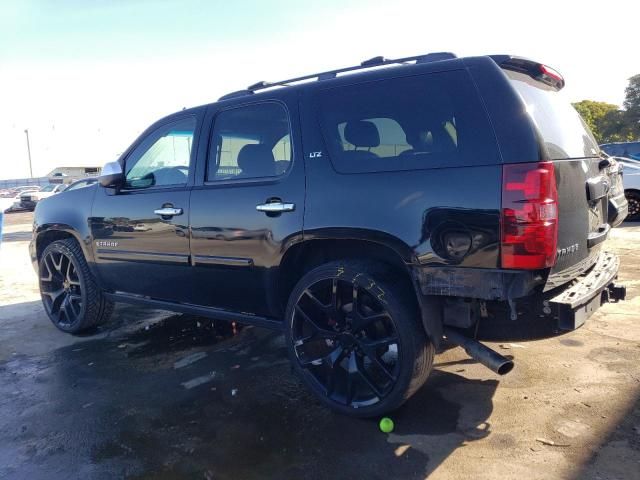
top-left (256, 202), bottom-right (295, 213)
top-left (154, 207), bottom-right (183, 217)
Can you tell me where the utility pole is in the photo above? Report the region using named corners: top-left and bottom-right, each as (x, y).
top-left (24, 129), bottom-right (33, 178)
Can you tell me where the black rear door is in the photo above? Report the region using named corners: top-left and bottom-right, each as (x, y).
top-left (188, 93), bottom-right (305, 317)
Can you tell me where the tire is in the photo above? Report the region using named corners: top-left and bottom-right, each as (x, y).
top-left (625, 190), bottom-right (640, 222)
top-left (39, 238), bottom-right (114, 334)
top-left (284, 260), bottom-right (434, 417)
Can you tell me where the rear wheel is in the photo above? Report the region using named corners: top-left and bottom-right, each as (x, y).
top-left (625, 190), bottom-right (640, 221)
top-left (39, 239), bottom-right (113, 333)
top-left (284, 260), bottom-right (434, 417)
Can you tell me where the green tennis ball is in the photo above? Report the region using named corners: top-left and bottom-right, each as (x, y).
top-left (379, 417), bottom-right (394, 433)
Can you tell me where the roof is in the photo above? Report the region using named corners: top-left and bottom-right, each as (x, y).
top-left (217, 52), bottom-right (461, 102)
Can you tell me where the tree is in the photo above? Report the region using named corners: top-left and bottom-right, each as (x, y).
top-left (600, 109), bottom-right (635, 143)
top-left (572, 100), bottom-right (619, 142)
top-left (572, 75), bottom-right (640, 143)
top-left (623, 74), bottom-right (640, 139)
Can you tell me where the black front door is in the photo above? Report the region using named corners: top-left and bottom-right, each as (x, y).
top-left (188, 96), bottom-right (305, 317)
top-left (90, 113), bottom-right (202, 302)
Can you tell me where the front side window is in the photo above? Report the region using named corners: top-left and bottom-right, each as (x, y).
top-left (125, 117), bottom-right (196, 189)
top-left (317, 70), bottom-right (497, 173)
top-left (207, 103), bottom-right (291, 182)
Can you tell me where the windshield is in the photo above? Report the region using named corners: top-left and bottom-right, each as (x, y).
top-left (505, 70), bottom-right (600, 160)
top-left (40, 184), bottom-right (57, 192)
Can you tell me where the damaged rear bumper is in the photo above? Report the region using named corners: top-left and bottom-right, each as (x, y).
top-left (548, 251), bottom-right (625, 330)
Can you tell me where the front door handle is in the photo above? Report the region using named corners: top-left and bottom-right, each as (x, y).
top-left (256, 202), bottom-right (295, 213)
top-left (154, 207), bottom-right (183, 217)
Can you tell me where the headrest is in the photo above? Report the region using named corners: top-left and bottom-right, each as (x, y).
top-left (237, 144), bottom-right (276, 177)
top-left (344, 120), bottom-right (380, 148)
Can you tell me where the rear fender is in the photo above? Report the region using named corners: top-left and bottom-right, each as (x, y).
top-left (294, 228), bottom-right (444, 346)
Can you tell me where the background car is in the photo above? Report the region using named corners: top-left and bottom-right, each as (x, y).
top-left (619, 157), bottom-right (640, 221)
top-left (1, 187), bottom-right (41, 213)
top-left (600, 141), bottom-right (640, 160)
top-left (1, 185), bottom-right (42, 198)
top-left (19, 184), bottom-right (66, 211)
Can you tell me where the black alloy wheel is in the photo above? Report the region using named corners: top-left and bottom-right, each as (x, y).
top-left (40, 248), bottom-right (85, 329)
top-left (285, 261), bottom-right (434, 417)
top-left (39, 239), bottom-right (113, 333)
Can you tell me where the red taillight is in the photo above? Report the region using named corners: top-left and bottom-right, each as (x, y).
top-left (501, 162), bottom-right (558, 269)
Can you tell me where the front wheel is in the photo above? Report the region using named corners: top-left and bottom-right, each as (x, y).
top-left (284, 261), bottom-right (434, 417)
top-left (39, 238), bottom-right (113, 334)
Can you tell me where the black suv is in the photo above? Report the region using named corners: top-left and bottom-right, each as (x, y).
top-left (30, 53), bottom-right (628, 417)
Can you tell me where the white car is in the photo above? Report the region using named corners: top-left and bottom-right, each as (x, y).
top-left (19, 184), bottom-right (66, 211)
top-left (619, 158), bottom-right (640, 221)
top-left (1, 185), bottom-right (41, 198)
top-left (1, 187), bottom-right (40, 213)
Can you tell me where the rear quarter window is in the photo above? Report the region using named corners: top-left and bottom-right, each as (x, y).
top-left (315, 70), bottom-right (499, 173)
top-left (505, 70), bottom-right (599, 160)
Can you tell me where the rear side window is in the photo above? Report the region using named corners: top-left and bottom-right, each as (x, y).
top-left (316, 70), bottom-right (498, 173)
top-left (505, 70), bottom-right (599, 160)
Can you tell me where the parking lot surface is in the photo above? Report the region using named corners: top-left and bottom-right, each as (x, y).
top-left (1, 211), bottom-right (639, 480)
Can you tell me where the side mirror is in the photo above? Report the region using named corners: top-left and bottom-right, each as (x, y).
top-left (99, 161), bottom-right (124, 188)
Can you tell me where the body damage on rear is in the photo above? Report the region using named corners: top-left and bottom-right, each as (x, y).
top-left (412, 55), bottom-right (627, 330)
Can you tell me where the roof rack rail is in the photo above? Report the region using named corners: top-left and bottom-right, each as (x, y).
top-left (219, 52), bottom-right (456, 100)
top-left (218, 89), bottom-right (254, 101)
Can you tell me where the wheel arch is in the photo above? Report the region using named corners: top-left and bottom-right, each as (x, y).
top-left (34, 226), bottom-right (96, 274)
top-left (276, 234), bottom-right (443, 345)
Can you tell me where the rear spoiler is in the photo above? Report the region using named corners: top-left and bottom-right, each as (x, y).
top-left (490, 55), bottom-right (565, 91)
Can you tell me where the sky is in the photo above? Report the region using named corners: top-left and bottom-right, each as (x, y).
top-left (1, 0), bottom-right (639, 180)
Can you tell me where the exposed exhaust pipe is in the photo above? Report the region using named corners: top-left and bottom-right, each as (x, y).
top-left (444, 328), bottom-right (514, 376)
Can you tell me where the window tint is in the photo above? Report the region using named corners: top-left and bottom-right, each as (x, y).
top-left (337, 118), bottom-right (413, 158)
top-left (207, 103), bottom-right (291, 181)
top-left (505, 70), bottom-right (599, 159)
top-left (125, 117), bottom-right (196, 189)
top-left (272, 134), bottom-right (292, 175)
top-left (317, 70), bottom-right (497, 173)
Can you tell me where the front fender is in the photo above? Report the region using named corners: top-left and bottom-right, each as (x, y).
top-left (32, 186), bottom-right (99, 277)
